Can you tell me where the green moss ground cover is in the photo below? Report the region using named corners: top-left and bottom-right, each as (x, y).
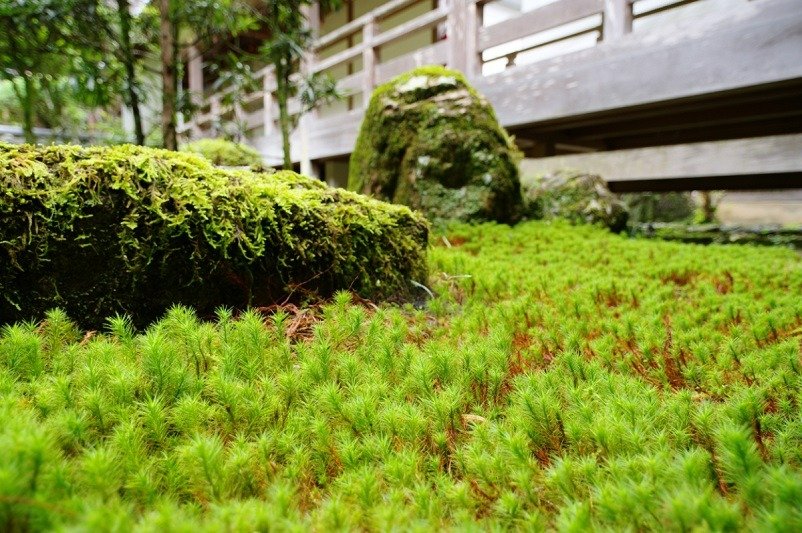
top-left (0, 143), bottom-right (428, 329)
top-left (2, 221), bottom-right (802, 531)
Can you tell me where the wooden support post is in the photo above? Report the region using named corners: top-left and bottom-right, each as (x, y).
top-left (464, 0), bottom-right (481, 78)
top-left (446, 0), bottom-right (468, 73)
top-left (210, 95), bottom-right (221, 137)
top-left (263, 71), bottom-right (274, 137)
top-left (362, 15), bottom-right (378, 108)
top-left (603, 0), bottom-right (633, 41)
top-left (299, 4), bottom-right (320, 176)
top-left (187, 45), bottom-right (204, 137)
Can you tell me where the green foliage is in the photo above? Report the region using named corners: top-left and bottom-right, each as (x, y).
top-left (0, 0), bottom-right (112, 142)
top-left (181, 138), bottom-right (264, 167)
top-left (0, 142), bottom-right (428, 328)
top-left (349, 66), bottom-right (523, 225)
top-left (255, 0), bottom-right (343, 169)
top-left (1, 221), bottom-right (801, 529)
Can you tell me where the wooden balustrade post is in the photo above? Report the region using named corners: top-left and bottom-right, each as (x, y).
top-left (263, 71), bottom-right (274, 137)
top-left (362, 15), bottom-right (378, 108)
top-left (603, 0), bottom-right (633, 41)
top-left (299, 3), bottom-right (320, 176)
top-left (446, 0), bottom-right (477, 75)
top-left (187, 45), bottom-right (204, 137)
top-left (210, 95), bottom-right (221, 137)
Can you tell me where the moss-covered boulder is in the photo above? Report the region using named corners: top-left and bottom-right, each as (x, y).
top-left (0, 143), bottom-right (428, 328)
top-left (623, 192), bottom-right (696, 223)
top-left (522, 171), bottom-right (628, 232)
top-left (181, 138), bottom-right (264, 167)
top-left (348, 66), bottom-right (522, 224)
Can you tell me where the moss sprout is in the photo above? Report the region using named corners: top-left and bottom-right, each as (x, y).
top-left (1, 221), bottom-right (801, 530)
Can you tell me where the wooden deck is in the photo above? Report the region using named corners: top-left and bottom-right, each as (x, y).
top-left (183, 0), bottom-right (802, 189)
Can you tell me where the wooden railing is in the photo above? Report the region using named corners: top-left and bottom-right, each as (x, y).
top-left (181, 0), bottom-right (702, 163)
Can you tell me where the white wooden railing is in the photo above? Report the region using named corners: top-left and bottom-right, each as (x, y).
top-left (181, 0), bottom-right (703, 165)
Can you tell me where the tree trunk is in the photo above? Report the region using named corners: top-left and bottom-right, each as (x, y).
top-left (700, 191), bottom-right (716, 223)
top-left (159, 0), bottom-right (177, 150)
top-left (276, 66), bottom-right (293, 170)
top-left (117, 0), bottom-right (144, 145)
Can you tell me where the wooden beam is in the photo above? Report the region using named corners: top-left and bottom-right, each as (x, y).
top-left (371, 8), bottom-right (447, 50)
top-left (520, 134), bottom-right (802, 192)
top-left (362, 16), bottom-right (378, 108)
top-left (602, 0), bottom-right (632, 41)
top-left (376, 41), bottom-right (448, 82)
top-left (478, 0), bottom-right (603, 52)
top-left (447, 0), bottom-right (468, 72)
top-left (478, 0), bottom-right (802, 130)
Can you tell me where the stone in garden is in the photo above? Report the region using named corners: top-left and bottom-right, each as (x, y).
top-left (0, 143), bottom-right (428, 329)
top-left (522, 171), bottom-right (629, 232)
top-left (181, 138), bottom-right (264, 167)
top-left (348, 66), bottom-right (522, 224)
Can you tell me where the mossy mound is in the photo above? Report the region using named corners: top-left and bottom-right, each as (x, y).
top-left (348, 66), bottom-right (522, 224)
top-left (0, 143), bottom-right (428, 328)
top-left (181, 138), bottom-right (264, 167)
top-left (522, 171), bottom-right (629, 232)
top-left (623, 192), bottom-right (696, 223)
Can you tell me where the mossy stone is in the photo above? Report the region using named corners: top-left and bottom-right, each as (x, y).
top-left (348, 66), bottom-right (522, 224)
top-left (522, 171), bottom-right (629, 232)
top-left (181, 138), bottom-right (264, 167)
top-left (0, 143), bottom-right (428, 328)
top-left (622, 192), bottom-right (696, 223)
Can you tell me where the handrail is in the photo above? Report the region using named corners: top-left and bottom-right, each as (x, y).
top-left (479, 0), bottom-right (603, 52)
top-left (315, 0), bottom-right (422, 49)
top-left (184, 0), bottom-right (708, 147)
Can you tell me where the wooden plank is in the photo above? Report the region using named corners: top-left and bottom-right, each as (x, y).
top-left (520, 134), bottom-right (802, 191)
top-left (376, 41), bottom-right (448, 82)
top-left (306, 111), bottom-right (365, 160)
top-left (313, 43), bottom-right (365, 74)
top-left (478, 0), bottom-right (603, 52)
top-left (371, 8), bottom-right (447, 49)
top-left (315, 0), bottom-right (419, 50)
top-left (477, 0), bottom-right (802, 130)
top-left (602, 0), bottom-right (632, 41)
top-left (447, 0), bottom-right (469, 73)
top-left (362, 16), bottom-right (378, 108)
top-left (337, 71), bottom-right (364, 93)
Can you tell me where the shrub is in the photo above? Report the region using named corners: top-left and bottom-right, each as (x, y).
top-left (181, 138), bottom-right (264, 167)
top-left (348, 66), bottom-right (522, 225)
top-left (0, 143), bottom-right (428, 328)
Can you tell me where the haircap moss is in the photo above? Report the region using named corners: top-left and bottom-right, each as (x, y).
top-left (0, 143), bottom-right (428, 328)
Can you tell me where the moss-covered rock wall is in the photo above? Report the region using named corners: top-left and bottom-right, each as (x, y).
top-left (0, 143), bottom-right (428, 328)
top-left (348, 66), bottom-right (522, 224)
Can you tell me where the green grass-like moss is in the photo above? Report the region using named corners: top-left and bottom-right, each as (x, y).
top-left (1, 222), bottom-right (801, 530)
top-left (181, 138), bottom-right (265, 167)
top-left (0, 143), bottom-right (428, 328)
top-left (349, 66), bottom-right (522, 224)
